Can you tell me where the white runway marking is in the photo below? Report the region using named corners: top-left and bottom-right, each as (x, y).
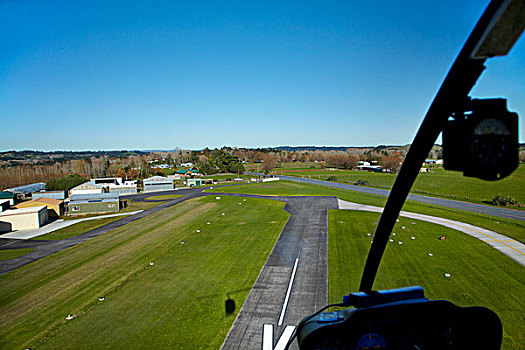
top-left (263, 324), bottom-right (296, 350)
top-left (278, 257), bottom-right (299, 326)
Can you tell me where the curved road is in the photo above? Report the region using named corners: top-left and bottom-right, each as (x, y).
top-left (259, 174), bottom-right (525, 221)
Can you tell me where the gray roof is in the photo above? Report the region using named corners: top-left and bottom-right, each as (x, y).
top-left (70, 193), bottom-right (119, 201)
top-left (143, 176), bottom-right (173, 183)
top-left (4, 182), bottom-right (46, 194)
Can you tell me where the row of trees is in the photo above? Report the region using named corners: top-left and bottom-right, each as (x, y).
top-left (0, 146), bottom-right (417, 189)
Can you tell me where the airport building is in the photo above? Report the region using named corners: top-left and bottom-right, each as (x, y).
top-left (67, 193), bottom-right (120, 215)
top-left (91, 177), bottom-right (138, 195)
top-left (0, 191), bottom-right (16, 205)
top-left (32, 190), bottom-right (67, 200)
top-left (0, 199), bottom-right (10, 212)
top-left (69, 182), bottom-right (105, 196)
top-left (0, 206), bottom-right (48, 232)
top-left (16, 198), bottom-right (64, 218)
top-left (143, 176), bottom-right (174, 192)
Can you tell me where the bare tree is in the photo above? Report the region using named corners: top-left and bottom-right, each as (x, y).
top-left (262, 154), bottom-right (277, 172)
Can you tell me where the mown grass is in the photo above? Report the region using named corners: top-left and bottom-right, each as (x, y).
top-left (30, 216), bottom-right (126, 241)
top-left (0, 248), bottom-right (34, 261)
top-left (0, 196), bottom-right (288, 349)
top-left (328, 210), bottom-right (524, 349)
top-left (143, 194), bottom-right (183, 201)
top-left (210, 181), bottom-right (525, 244)
top-left (274, 164), bottom-right (525, 207)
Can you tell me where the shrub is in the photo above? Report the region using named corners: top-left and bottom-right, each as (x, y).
top-left (46, 174), bottom-right (88, 191)
top-left (491, 195), bottom-right (519, 207)
top-left (354, 179), bottom-right (369, 186)
top-left (327, 176), bottom-right (337, 182)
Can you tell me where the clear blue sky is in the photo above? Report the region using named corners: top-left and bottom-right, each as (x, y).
top-left (1, 0), bottom-right (523, 151)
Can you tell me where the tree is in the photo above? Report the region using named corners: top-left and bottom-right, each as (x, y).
top-left (46, 174), bottom-right (88, 191)
top-left (381, 155), bottom-right (403, 173)
top-left (115, 168), bottom-right (126, 178)
top-left (262, 154), bottom-right (277, 172)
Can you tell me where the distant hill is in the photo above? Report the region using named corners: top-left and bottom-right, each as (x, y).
top-left (0, 150), bottom-right (145, 163)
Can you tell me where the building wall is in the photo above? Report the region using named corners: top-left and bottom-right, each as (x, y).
top-left (0, 208), bottom-right (48, 230)
top-left (39, 207), bottom-right (49, 227)
top-left (0, 200), bottom-right (10, 212)
top-left (109, 187), bottom-right (138, 195)
top-left (186, 179), bottom-right (202, 186)
top-left (16, 201), bottom-right (62, 218)
top-left (68, 201), bottom-right (119, 215)
top-left (70, 188), bottom-right (104, 195)
top-left (32, 191), bottom-right (66, 200)
top-left (143, 183), bottom-right (174, 192)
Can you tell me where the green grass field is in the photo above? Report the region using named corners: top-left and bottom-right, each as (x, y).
top-left (210, 181), bottom-right (525, 244)
top-left (328, 210), bottom-right (524, 349)
top-left (273, 164), bottom-right (525, 207)
top-left (0, 196), bottom-right (288, 349)
top-left (143, 194), bottom-right (183, 201)
top-left (0, 248), bottom-right (34, 261)
top-left (30, 216), bottom-right (126, 241)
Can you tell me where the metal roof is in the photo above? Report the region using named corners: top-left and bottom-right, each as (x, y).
top-left (0, 206), bottom-right (47, 216)
top-left (70, 193), bottom-right (119, 201)
top-left (4, 182), bottom-right (46, 194)
top-left (0, 191), bottom-right (15, 198)
top-left (143, 176), bottom-right (173, 182)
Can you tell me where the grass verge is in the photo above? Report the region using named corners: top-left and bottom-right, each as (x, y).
top-left (328, 210), bottom-right (524, 349)
top-left (143, 194), bottom-right (183, 201)
top-left (0, 248), bottom-right (34, 261)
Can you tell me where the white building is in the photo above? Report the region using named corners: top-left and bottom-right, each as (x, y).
top-left (0, 206), bottom-right (48, 232)
top-left (143, 176), bottom-right (174, 192)
top-left (69, 182), bottom-right (105, 196)
top-left (90, 177), bottom-right (138, 195)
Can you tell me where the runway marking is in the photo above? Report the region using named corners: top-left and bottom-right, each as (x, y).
top-left (278, 257), bottom-right (299, 326)
top-left (262, 324), bottom-right (296, 350)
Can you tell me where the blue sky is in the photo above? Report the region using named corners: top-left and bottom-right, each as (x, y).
top-left (1, 0), bottom-right (523, 151)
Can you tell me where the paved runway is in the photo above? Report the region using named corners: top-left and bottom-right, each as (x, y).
top-left (247, 173), bottom-right (525, 221)
top-left (221, 196), bottom-right (339, 350)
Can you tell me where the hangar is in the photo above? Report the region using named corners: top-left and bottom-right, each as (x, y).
top-left (69, 182), bottom-right (105, 196)
top-left (15, 198), bottom-right (64, 218)
top-left (32, 190), bottom-right (67, 200)
top-left (0, 206), bottom-right (48, 232)
top-left (67, 193), bottom-right (120, 215)
top-left (143, 176), bottom-right (174, 192)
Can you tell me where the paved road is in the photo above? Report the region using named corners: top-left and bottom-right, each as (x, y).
top-left (250, 173), bottom-right (525, 222)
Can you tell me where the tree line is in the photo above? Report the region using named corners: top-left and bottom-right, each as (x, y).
top-left (0, 146), bottom-right (437, 189)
